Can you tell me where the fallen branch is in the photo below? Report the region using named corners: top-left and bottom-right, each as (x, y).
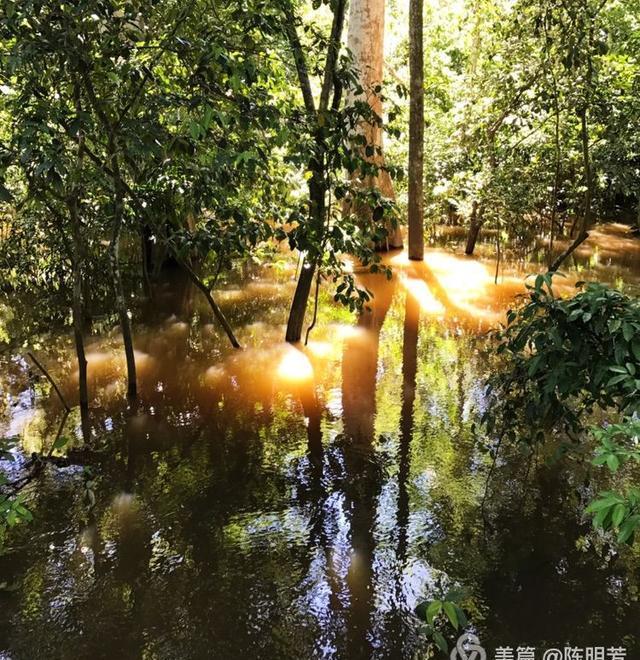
top-left (178, 259), bottom-right (241, 349)
top-left (27, 351), bottom-right (70, 412)
top-left (549, 231), bottom-right (589, 273)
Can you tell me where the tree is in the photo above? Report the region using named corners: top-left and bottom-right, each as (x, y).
top-left (346, 0), bottom-right (403, 249)
top-left (281, 0), bottom-right (397, 343)
top-left (408, 0), bottom-right (425, 260)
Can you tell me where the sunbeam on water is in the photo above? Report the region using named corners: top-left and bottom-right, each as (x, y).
top-left (1, 227), bottom-right (640, 659)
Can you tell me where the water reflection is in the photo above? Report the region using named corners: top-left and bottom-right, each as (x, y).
top-left (1, 230), bottom-right (640, 658)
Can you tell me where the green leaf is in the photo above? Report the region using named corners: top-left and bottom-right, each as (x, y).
top-left (586, 494), bottom-right (621, 513)
top-left (612, 503), bottom-right (626, 527)
top-left (527, 355), bottom-right (542, 376)
top-left (455, 605), bottom-right (468, 628)
top-left (443, 602), bottom-right (459, 630)
top-left (618, 520), bottom-right (637, 544)
top-left (52, 435), bottom-right (69, 451)
top-left (432, 631), bottom-right (448, 654)
top-left (426, 600), bottom-right (442, 625)
top-left (594, 506), bottom-right (611, 529)
top-left (606, 454), bottom-right (620, 472)
top-left (606, 374), bottom-right (629, 387)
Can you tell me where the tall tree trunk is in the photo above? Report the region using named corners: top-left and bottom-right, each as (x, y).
top-left (549, 106), bottom-right (592, 272)
top-left (464, 201), bottom-right (483, 255)
top-left (70, 82), bottom-right (88, 410)
top-left (548, 81), bottom-right (561, 264)
top-left (140, 224), bottom-right (153, 299)
top-left (282, 2), bottom-right (343, 343)
top-left (549, 8), bottom-right (596, 273)
top-left (408, 0), bottom-right (424, 260)
top-left (286, 176), bottom-right (325, 343)
top-left (69, 199), bottom-right (89, 410)
top-left (80, 69), bottom-right (136, 396)
top-left (347, 0), bottom-right (403, 248)
top-left (109, 141), bottom-right (137, 398)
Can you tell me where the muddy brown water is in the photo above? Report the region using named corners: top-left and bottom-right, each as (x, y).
top-left (1, 225), bottom-right (640, 659)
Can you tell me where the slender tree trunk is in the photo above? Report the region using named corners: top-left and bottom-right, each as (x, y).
top-left (109, 141), bottom-right (137, 398)
top-left (549, 106), bottom-right (591, 272)
top-left (80, 69), bottom-right (136, 396)
top-left (408, 0), bottom-right (424, 260)
top-left (550, 8), bottom-right (597, 272)
top-left (69, 200), bottom-right (89, 410)
top-left (282, 3), bottom-right (342, 343)
top-left (140, 224), bottom-right (153, 299)
top-left (464, 201), bottom-right (483, 255)
top-left (70, 82), bottom-right (88, 410)
top-left (179, 259), bottom-right (241, 348)
top-left (548, 69), bottom-right (561, 264)
top-left (286, 177), bottom-right (325, 343)
top-left (347, 0), bottom-right (403, 248)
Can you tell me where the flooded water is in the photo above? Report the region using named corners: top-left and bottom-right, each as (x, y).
top-left (1, 225), bottom-right (640, 659)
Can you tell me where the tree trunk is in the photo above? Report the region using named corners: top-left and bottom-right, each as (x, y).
top-left (286, 261), bottom-right (317, 343)
top-left (140, 224), bottom-right (153, 299)
top-left (347, 0), bottom-right (403, 248)
top-left (69, 82), bottom-right (89, 410)
top-left (408, 0), bottom-right (424, 261)
top-left (550, 11), bottom-right (597, 272)
top-left (69, 199), bottom-right (88, 410)
top-left (549, 106), bottom-right (591, 272)
top-left (548, 66), bottom-right (561, 264)
top-left (464, 201), bottom-right (483, 255)
top-left (286, 171), bottom-right (325, 343)
top-left (282, 3), bottom-right (341, 343)
top-left (179, 259), bottom-right (241, 348)
top-left (109, 145), bottom-right (137, 398)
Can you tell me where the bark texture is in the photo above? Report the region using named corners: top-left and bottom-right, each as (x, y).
top-left (347, 0), bottom-right (403, 248)
top-left (408, 0), bottom-right (424, 260)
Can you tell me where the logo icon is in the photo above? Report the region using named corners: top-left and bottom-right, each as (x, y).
top-left (450, 633), bottom-right (486, 660)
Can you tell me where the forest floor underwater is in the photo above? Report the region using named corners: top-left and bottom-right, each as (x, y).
top-left (1, 223), bottom-right (640, 659)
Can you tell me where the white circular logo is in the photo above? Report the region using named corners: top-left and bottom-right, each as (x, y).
top-left (450, 633), bottom-right (487, 660)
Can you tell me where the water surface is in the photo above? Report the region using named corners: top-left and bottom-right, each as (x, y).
top-left (1, 226), bottom-right (639, 659)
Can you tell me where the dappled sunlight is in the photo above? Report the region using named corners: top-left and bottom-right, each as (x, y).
top-left (306, 340), bottom-right (334, 359)
top-left (3, 231), bottom-right (640, 659)
top-left (400, 276), bottom-right (446, 315)
top-left (423, 250), bottom-right (493, 296)
top-left (389, 248), bottom-right (527, 329)
top-left (554, 223), bottom-right (640, 268)
top-left (277, 347), bottom-right (315, 383)
top-left (203, 365), bottom-right (227, 386)
top-left (332, 323), bottom-right (368, 341)
top-left (63, 347), bottom-right (159, 405)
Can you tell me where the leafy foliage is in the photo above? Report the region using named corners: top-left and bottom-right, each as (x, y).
top-left (586, 418), bottom-right (640, 545)
top-left (415, 588), bottom-right (469, 655)
top-left (0, 437), bottom-right (32, 554)
top-left (485, 275), bottom-right (640, 443)
top-left (485, 277), bottom-right (640, 547)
